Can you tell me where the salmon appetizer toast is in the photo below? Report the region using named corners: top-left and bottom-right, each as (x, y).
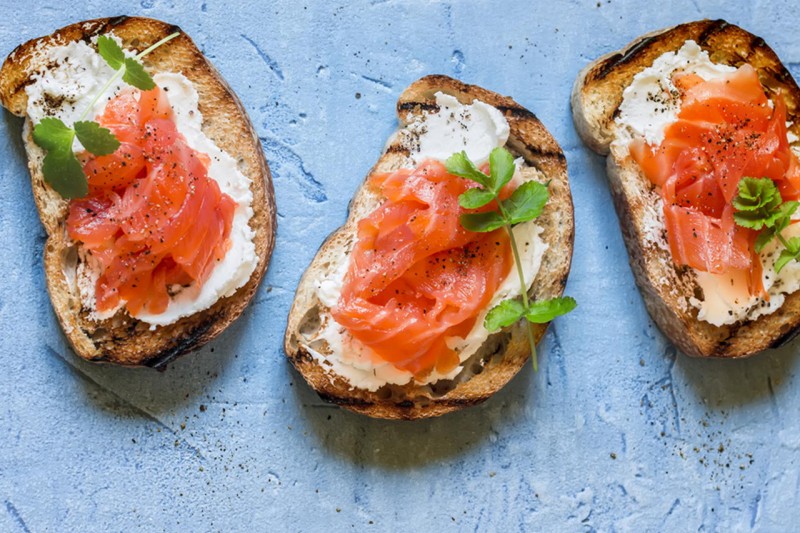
top-left (572, 20), bottom-right (800, 357)
top-left (0, 17), bottom-right (275, 367)
top-left (285, 76), bottom-right (575, 419)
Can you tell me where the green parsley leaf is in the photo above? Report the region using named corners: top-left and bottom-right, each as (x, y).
top-left (755, 228), bottom-right (776, 254)
top-left (488, 146), bottom-right (515, 194)
top-left (445, 151), bottom-right (489, 187)
top-left (42, 148), bottom-right (87, 199)
top-left (755, 201), bottom-right (798, 253)
top-left (460, 211), bottom-right (506, 233)
top-left (501, 180), bottom-right (549, 225)
top-left (775, 237), bottom-right (800, 272)
top-left (733, 177), bottom-right (778, 212)
top-left (525, 297), bottom-right (577, 324)
top-left (783, 201), bottom-right (800, 221)
top-left (122, 57), bottom-right (155, 90)
top-left (96, 35), bottom-right (125, 70)
top-left (74, 121), bottom-right (120, 156)
top-left (787, 236), bottom-right (800, 255)
top-left (33, 117), bottom-right (74, 152)
top-left (484, 298), bottom-right (526, 332)
top-left (459, 187), bottom-right (496, 209)
top-left (733, 177), bottom-right (784, 230)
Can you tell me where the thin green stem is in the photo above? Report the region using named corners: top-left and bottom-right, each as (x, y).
top-left (498, 202), bottom-right (538, 371)
top-left (135, 31), bottom-right (180, 60)
top-left (777, 232), bottom-right (791, 249)
top-left (77, 68), bottom-right (126, 122)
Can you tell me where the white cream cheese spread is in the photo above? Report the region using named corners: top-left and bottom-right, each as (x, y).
top-left (400, 92), bottom-right (510, 165)
top-left (303, 93), bottom-right (547, 390)
top-left (25, 37), bottom-right (257, 326)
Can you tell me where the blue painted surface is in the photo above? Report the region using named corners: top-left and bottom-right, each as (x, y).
top-left (1, 1), bottom-right (799, 531)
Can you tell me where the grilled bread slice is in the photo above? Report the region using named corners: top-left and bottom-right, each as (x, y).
top-left (572, 19), bottom-right (800, 357)
top-left (285, 75), bottom-right (574, 419)
top-left (0, 16), bottom-right (276, 367)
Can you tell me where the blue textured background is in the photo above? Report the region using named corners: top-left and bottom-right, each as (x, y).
top-left (1, 1), bottom-right (799, 531)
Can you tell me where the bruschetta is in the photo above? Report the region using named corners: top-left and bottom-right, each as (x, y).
top-left (0, 17), bottom-right (276, 367)
top-left (572, 20), bottom-right (800, 357)
top-left (285, 75), bottom-right (574, 419)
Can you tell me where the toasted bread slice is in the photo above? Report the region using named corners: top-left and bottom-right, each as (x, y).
top-left (0, 16), bottom-right (276, 367)
top-left (572, 19), bottom-right (800, 357)
top-left (284, 75), bottom-right (573, 419)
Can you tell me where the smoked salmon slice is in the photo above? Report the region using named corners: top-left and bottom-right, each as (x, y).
top-left (66, 86), bottom-right (235, 317)
top-left (631, 63), bottom-right (800, 297)
top-left (331, 160), bottom-right (513, 379)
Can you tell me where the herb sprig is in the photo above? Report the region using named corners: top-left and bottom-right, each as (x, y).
top-left (445, 147), bottom-right (576, 371)
top-left (32, 32), bottom-right (180, 199)
top-left (733, 177), bottom-right (800, 272)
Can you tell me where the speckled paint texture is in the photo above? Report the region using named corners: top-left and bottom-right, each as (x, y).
top-left (1, 1), bottom-right (798, 531)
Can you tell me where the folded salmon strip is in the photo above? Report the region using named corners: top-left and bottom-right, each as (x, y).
top-left (331, 160), bottom-right (513, 378)
top-left (67, 87), bottom-right (236, 316)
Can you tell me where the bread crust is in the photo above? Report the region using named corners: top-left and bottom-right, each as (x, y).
top-left (284, 75), bottom-right (574, 419)
top-left (572, 19), bottom-right (800, 358)
top-left (0, 17), bottom-right (276, 367)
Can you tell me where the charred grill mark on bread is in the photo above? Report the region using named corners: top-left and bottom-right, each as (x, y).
top-left (590, 34), bottom-right (660, 83)
top-left (107, 15), bottom-right (131, 28)
top-left (397, 101), bottom-right (438, 114)
top-left (696, 19), bottom-right (729, 46)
